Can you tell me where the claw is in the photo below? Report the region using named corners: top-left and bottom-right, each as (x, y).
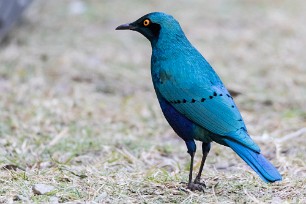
top-left (194, 177), bottom-right (206, 188)
top-left (187, 182), bottom-right (205, 192)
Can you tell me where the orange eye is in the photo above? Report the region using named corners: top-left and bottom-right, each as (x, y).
top-left (143, 19), bottom-right (150, 26)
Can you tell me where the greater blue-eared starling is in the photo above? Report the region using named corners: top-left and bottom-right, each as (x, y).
top-left (116, 12), bottom-right (282, 191)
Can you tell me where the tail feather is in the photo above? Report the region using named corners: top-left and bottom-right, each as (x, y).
top-left (225, 139), bottom-right (282, 182)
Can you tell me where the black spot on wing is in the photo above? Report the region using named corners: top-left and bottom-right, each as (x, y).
top-left (169, 92), bottom-right (228, 105)
top-left (159, 70), bottom-right (172, 84)
top-left (226, 94), bottom-right (233, 99)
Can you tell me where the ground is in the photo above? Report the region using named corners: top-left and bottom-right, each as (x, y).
top-left (0, 0), bottom-right (306, 203)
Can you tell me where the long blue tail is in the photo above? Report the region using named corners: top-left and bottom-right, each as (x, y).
top-left (225, 139), bottom-right (282, 182)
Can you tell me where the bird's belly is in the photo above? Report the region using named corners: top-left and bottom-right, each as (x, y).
top-left (158, 95), bottom-right (212, 143)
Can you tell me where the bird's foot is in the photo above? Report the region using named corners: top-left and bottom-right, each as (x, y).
top-left (187, 182), bottom-right (205, 192)
top-left (194, 177), bottom-right (206, 188)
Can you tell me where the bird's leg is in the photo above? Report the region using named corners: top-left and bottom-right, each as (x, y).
top-left (187, 152), bottom-right (205, 192)
top-left (187, 151), bottom-right (195, 187)
top-left (194, 152), bottom-right (208, 186)
top-left (184, 140), bottom-right (204, 191)
top-left (194, 142), bottom-right (211, 187)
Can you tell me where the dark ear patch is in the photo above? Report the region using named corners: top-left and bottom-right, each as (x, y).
top-left (149, 23), bottom-right (161, 38)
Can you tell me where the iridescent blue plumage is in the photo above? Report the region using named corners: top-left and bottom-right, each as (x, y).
top-left (116, 12), bottom-right (282, 190)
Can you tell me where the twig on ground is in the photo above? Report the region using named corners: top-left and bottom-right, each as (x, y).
top-left (48, 128), bottom-right (68, 147)
top-left (243, 188), bottom-right (264, 204)
top-left (276, 127), bottom-right (306, 143)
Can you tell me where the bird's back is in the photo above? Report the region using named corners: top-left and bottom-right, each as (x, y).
top-left (151, 32), bottom-right (260, 152)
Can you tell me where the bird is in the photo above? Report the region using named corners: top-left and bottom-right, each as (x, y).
top-left (116, 12), bottom-right (282, 191)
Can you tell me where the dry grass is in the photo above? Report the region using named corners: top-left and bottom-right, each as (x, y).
top-left (0, 0), bottom-right (305, 203)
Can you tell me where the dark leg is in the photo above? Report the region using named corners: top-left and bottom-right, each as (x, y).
top-left (194, 142), bottom-right (211, 186)
top-left (187, 151), bottom-right (195, 188)
top-left (184, 141), bottom-right (205, 191)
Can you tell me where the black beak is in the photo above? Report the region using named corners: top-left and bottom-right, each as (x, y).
top-left (115, 23), bottom-right (136, 30)
top-left (116, 23), bottom-right (130, 30)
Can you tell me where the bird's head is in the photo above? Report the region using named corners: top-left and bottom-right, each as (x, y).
top-left (116, 12), bottom-right (183, 44)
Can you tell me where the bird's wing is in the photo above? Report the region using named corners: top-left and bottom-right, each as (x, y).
top-left (157, 82), bottom-right (260, 152)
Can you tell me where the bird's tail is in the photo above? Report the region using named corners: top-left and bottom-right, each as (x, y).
top-left (225, 139), bottom-right (282, 182)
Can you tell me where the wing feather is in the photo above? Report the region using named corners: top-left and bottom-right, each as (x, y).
top-left (157, 82), bottom-right (260, 152)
